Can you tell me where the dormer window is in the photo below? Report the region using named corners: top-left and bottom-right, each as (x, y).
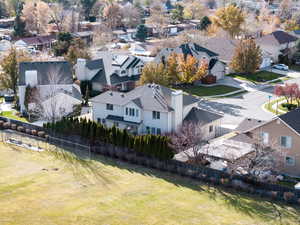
top-left (121, 70), bottom-right (126, 74)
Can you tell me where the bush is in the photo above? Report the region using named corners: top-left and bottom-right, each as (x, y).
top-left (25, 128), bottom-right (31, 134)
top-left (0, 120), bottom-right (4, 128)
top-left (283, 192), bottom-right (295, 203)
top-left (282, 103), bottom-right (297, 111)
top-left (31, 129), bottom-right (37, 136)
top-left (11, 124), bottom-right (17, 130)
top-left (17, 126), bottom-right (25, 132)
top-left (37, 131), bottom-right (45, 138)
top-left (3, 122), bottom-right (10, 129)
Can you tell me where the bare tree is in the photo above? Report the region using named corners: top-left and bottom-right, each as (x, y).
top-left (30, 65), bottom-right (75, 123)
top-left (22, 0), bottom-right (51, 35)
top-left (169, 121), bottom-right (209, 165)
top-left (121, 4), bottom-right (142, 28)
top-left (103, 3), bottom-right (122, 29)
top-left (226, 139), bottom-right (285, 182)
top-left (49, 3), bottom-right (72, 33)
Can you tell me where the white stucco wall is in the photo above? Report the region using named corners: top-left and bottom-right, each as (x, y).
top-left (210, 61), bottom-right (225, 80)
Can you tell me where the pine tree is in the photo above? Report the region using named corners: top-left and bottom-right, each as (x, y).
top-left (135, 24), bottom-right (148, 42)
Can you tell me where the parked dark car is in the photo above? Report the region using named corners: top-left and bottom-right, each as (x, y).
top-left (4, 94), bottom-right (14, 103)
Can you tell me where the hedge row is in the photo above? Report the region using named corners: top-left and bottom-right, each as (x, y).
top-left (44, 117), bottom-right (174, 160)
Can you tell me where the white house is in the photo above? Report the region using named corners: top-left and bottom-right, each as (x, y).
top-left (90, 84), bottom-right (223, 139)
top-left (75, 52), bottom-right (145, 92)
top-left (154, 43), bottom-right (226, 80)
top-left (18, 61), bottom-right (82, 121)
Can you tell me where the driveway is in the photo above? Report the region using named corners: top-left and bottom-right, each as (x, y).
top-left (265, 68), bottom-right (300, 78)
top-left (199, 87), bottom-right (275, 132)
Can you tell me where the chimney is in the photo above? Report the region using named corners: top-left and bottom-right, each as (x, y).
top-left (171, 90), bottom-right (183, 131)
top-left (75, 58), bottom-right (87, 81)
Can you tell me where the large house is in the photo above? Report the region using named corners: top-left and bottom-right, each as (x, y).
top-left (233, 110), bottom-right (300, 177)
top-left (256, 30), bottom-right (298, 62)
top-left (75, 52), bottom-right (145, 92)
top-left (154, 43), bottom-right (226, 80)
top-left (203, 37), bottom-right (273, 69)
top-left (90, 83), bottom-right (222, 139)
top-left (18, 61), bottom-right (82, 121)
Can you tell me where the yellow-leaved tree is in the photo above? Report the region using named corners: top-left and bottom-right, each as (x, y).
top-left (213, 5), bottom-right (245, 38)
top-left (230, 39), bottom-right (262, 75)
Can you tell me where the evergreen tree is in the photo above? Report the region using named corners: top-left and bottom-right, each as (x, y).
top-left (135, 24), bottom-right (148, 42)
top-left (198, 16), bottom-right (212, 31)
top-left (13, 14), bottom-right (26, 37)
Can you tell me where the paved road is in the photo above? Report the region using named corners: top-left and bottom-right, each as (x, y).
top-left (199, 86), bottom-right (275, 130)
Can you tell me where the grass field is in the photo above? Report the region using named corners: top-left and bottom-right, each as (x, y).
top-left (228, 71), bottom-right (282, 83)
top-left (180, 85), bottom-right (240, 97)
top-left (1, 143), bottom-right (300, 225)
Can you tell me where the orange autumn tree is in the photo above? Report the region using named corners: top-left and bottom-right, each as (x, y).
top-left (177, 54), bottom-right (208, 84)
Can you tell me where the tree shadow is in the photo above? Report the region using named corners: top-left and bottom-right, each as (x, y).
top-left (62, 147), bottom-right (300, 223)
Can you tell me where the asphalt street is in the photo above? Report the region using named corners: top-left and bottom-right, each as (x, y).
top-left (199, 86), bottom-right (275, 130)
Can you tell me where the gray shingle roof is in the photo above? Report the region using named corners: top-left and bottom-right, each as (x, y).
top-left (179, 43), bottom-right (218, 58)
top-left (279, 108), bottom-right (300, 135)
top-left (235, 118), bottom-right (265, 133)
top-left (183, 107), bottom-right (223, 125)
top-left (91, 84), bottom-right (199, 112)
top-left (256, 31), bottom-right (298, 46)
top-left (19, 61), bottom-right (73, 86)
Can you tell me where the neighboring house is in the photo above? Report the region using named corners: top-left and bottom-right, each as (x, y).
top-left (256, 30), bottom-right (298, 62)
top-left (234, 111), bottom-right (300, 177)
top-left (203, 37), bottom-right (273, 69)
top-left (90, 83), bottom-right (222, 138)
top-left (14, 35), bottom-right (56, 50)
top-left (155, 43), bottom-right (226, 80)
top-left (75, 52), bottom-right (145, 92)
top-left (72, 31), bottom-right (93, 46)
top-left (18, 61), bottom-right (82, 120)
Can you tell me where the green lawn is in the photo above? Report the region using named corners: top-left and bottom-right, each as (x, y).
top-left (180, 85), bottom-right (240, 97)
top-left (1, 143), bottom-right (300, 225)
top-left (0, 111), bottom-right (28, 122)
top-left (228, 71), bottom-right (283, 83)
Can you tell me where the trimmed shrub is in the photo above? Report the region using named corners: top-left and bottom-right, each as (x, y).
top-left (283, 192), bottom-right (295, 203)
top-left (11, 124), bottom-right (17, 130)
top-left (17, 126), bottom-right (25, 132)
top-left (25, 128), bottom-right (31, 134)
top-left (0, 120), bottom-right (4, 128)
top-left (3, 122), bottom-right (11, 129)
top-left (37, 131), bottom-right (46, 138)
top-left (31, 129), bottom-right (37, 136)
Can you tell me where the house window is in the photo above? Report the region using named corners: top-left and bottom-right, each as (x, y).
top-left (261, 132), bottom-right (269, 145)
top-left (102, 119), bottom-right (106, 124)
top-left (280, 136), bottom-right (292, 148)
top-left (146, 126), bottom-right (150, 134)
top-left (136, 109), bottom-right (139, 117)
top-left (152, 111), bottom-right (160, 119)
top-left (121, 70), bottom-right (126, 74)
top-left (209, 125), bottom-right (214, 133)
top-left (97, 118), bottom-right (101, 123)
top-left (129, 108), bottom-right (135, 116)
top-left (286, 156), bottom-right (295, 166)
top-left (157, 128), bottom-right (161, 135)
top-left (151, 127), bottom-right (156, 134)
top-left (125, 107), bottom-right (128, 115)
top-left (106, 104), bottom-right (113, 111)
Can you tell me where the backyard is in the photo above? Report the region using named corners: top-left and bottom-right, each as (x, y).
top-left (1, 143), bottom-right (300, 225)
top-left (228, 71), bottom-right (283, 83)
top-left (180, 85), bottom-right (240, 97)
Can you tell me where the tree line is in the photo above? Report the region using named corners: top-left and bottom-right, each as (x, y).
top-left (43, 117), bottom-right (174, 160)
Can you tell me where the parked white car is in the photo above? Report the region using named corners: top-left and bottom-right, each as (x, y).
top-left (273, 64), bottom-right (289, 71)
